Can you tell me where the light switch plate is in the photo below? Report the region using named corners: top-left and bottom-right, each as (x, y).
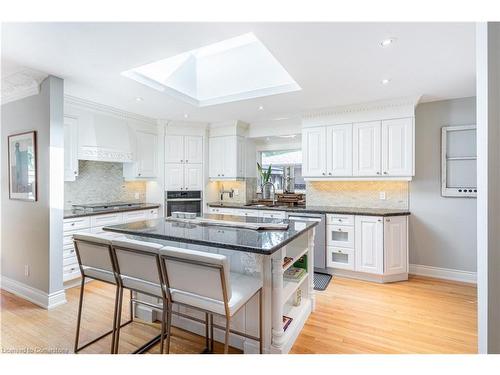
top-left (379, 192), bottom-right (386, 200)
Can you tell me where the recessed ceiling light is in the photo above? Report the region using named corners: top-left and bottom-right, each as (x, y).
top-left (135, 97), bottom-right (144, 102)
top-left (184, 114), bottom-right (189, 118)
top-left (279, 134), bottom-right (297, 138)
top-left (381, 79), bottom-right (391, 85)
top-left (380, 38), bottom-right (396, 48)
top-left (258, 105), bottom-right (264, 111)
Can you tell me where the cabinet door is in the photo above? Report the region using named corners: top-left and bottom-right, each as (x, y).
top-left (353, 121), bottom-right (381, 176)
top-left (384, 216), bottom-right (408, 275)
top-left (355, 216), bottom-right (383, 274)
top-left (381, 118), bottom-right (413, 176)
top-left (64, 116), bottom-right (79, 181)
top-left (136, 131), bottom-right (157, 178)
top-left (326, 124), bottom-right (352, 176)
top-left (222, 136), bottom-right (237, 178)
top-left (165, 163), bottom-right (185, 191)
top-left (184, 164), bottom-right (203, 191)
top-left (302, 127), bottom-right (327, 177)
top-left (165, 135), bottom-right (185, 163)
top-left (209, 137), bottom-right (224, 178)
top-left (236, 136), bottom-right (245, 178)
top-left (184, 136), bottom-right (203, 164)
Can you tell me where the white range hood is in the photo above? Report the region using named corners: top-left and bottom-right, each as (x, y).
top-left (78, 112), bottom-right (134, 163)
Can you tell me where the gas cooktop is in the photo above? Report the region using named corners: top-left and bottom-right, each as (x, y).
top-left (71, 202), bottom-right (143, 212)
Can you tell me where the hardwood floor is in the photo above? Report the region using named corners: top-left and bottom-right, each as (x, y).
top-left (0, 275), bottom-right (477, 354)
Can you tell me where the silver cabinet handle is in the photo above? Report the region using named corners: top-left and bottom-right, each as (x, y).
top-left (376, 171), bottom-right (381, 175)
top-left (338, 250), bottom-right (342, 253)
top-left (338, 228), bottom-right (342, 232)
top-left (383, 171), bottom-right (388, 175)
top-left (386, 218), bottom-right (391, 222)
top-left (74, 171), bottom-right (77, 174)
top-left (322, 172), bottom-right (326, 175)
top-left (328, 172), bottom-right (332, 175)
top-left (378, 219), bottom-right (382, 222)
top-left (180, 159), bottom-right (183, 163)
top-left (186, 160), bottom-right (188, 163)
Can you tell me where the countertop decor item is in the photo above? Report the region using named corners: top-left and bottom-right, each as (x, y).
top-left (8, 131), bottom-right (37, 201)
top-left (258, 162), bottom-right (274, 200)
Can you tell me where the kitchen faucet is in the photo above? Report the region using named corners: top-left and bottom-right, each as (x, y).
top-left (219, 184), bottom-right (234, 201)
top-left (262, 181), bottom-right (276, 205)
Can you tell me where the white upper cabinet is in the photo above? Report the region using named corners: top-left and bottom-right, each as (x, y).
top-left (123, 129), bottom-right (158, 179)
top-left (209, 136), bottom-right (245, 179)
top-left (135, 131), bottom-right (157, 178)
top-left (165, 163), bottom-right (185, 191)
top-left (302, 127), bottom-right (327, 177)
top-left (354, 215), bottom-right (384, 274)
top-left (165, 135), bottom-right (184, 163)
top-left (165, 134), bottom-right (204, 190)
top-left (302, 116), bottom-right (414, 179)
top-left (353, 121), bottom-right (381, 176)
top-left (184, 136), bottom-right (204, 164)
top-left (383, 216), bottom-right (408, 275)
top-left (326, 124), bottom-right (353, 177)
top-left (184, 163), bottom-right (204, 190)
top-left (64, 116), bottom-right (79, 181)
top-left (381, 118), bottom-right (414, 176)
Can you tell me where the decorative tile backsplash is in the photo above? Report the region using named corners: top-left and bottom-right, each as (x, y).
top-left (64, 160), bottom-right (146, 209)
top-left (206, 178), bottom-right (257, 204)
top-left (306, 180), bottom-right (409, 209)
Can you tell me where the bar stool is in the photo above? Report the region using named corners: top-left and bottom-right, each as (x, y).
top-left (159, 246), bottom-right (263, 354)
top-left (72, 232), bottom-right (131, 354)
top-left (111, 237), bottom-right (170, 354)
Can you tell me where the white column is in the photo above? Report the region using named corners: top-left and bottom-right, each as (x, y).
top-left (271, 247), bottom-right (285, 350)
top-left (476, 21), bottom-right (500, 354)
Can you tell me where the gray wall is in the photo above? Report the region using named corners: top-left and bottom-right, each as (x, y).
top-left (410, 97), bottom-right (477, 272)
top-left (1, 76), bottom-right (64, 295)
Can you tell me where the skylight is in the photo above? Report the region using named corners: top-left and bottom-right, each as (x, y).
top-left (121, 33), bottom-right (301, 107)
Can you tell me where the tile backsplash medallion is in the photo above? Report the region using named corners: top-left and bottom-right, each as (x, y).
top-left (64, 160), bottom-right (146, 209)
top-left (306, 181), bottom-right (409, 209)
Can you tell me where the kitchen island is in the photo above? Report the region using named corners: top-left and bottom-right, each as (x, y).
top-left (104, 214), bottom-right (318, 354)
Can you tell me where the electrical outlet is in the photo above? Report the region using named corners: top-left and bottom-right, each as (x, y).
top-left (134, 192), bottom-right (140, 199)
top-left (379, 191), bottom-right (386, 200)
top-left (234, 189), bottom-right (239, 196)
top-left (24, 264), bottom-right (30, 277)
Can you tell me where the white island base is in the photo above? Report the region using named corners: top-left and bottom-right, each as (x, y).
top-left (134, 227), bottom-right (316, 354)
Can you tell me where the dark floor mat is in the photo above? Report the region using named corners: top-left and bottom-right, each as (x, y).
top-left (313, 272), bottom-right (333, 291)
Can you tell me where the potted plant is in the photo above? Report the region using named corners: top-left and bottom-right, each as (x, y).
top-left (257, 162), bottom-right (273, 199)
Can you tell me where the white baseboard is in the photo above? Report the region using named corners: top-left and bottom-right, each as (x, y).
top-left (409, 264), bottom-right (477, 284)
top-left (1, 276), bottom-right (67, 309)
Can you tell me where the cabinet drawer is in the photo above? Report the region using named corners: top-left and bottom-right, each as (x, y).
top-left (240, 210), bottom-right (260, 218)
top-left (327, 247), bottom-right (355, 270)
top-left (326, 214), bottom-right (354, 226)
top-left (63, 255), bottom-right (78, 267)
top-left (90, 212), bottom-right (123, 227)
top-left (327, 225), bottom-right (354, 248)
top-left (63, 265), bottom-right (81, 282)
top-left (260, 211), bottom-right (286, 219)
top-left (63, 217), bottom-right (91, 231)
top-left (122, 210), bottom-right (148, 223)
top-left (63, 245), bottom-right (76, 259)
top-left (147, 208), bottom-right (159, 219)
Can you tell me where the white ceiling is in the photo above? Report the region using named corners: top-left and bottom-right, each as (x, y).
top-left (1, 22), bottom-right (475, 123)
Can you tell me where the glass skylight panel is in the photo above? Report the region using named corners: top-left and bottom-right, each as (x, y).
top-left (121, 33), bottom-right (301, 107)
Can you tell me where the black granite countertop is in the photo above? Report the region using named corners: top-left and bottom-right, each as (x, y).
top-left (103, 214), bottom-right (318, 255)
top-left (64, 203), bottom-right (161, 219)
top-left (207, 202), bottom-right (410, 217)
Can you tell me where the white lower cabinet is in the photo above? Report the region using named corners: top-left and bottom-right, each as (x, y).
top-left (63, 207), bottom-right (160, 284)
top-left (383, 216), bottom-right (408, 275)
top-left (327, 247), bottom-right (355, 270)
top-left (354, 216), bottom-right (384, 274)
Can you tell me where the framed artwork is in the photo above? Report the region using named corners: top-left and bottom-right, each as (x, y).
top-left (8, 131), bottom-right (37, 201)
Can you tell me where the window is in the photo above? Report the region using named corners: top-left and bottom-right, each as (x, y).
top-left (259, 149), bottom-right (305, 192)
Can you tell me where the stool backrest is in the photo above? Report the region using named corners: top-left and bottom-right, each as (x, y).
top-left (160, 246), bottom-right (232, 303)
top-left (111, 238), bottom-right (163, 286)
top-left (73, 233), bottom-right (114, 273)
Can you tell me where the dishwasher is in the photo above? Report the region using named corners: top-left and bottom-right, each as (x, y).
top-left (287, 212), bottom-right (327, 271)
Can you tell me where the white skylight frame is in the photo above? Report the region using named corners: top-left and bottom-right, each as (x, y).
top-left (121, 33), bottom-right (301, 107)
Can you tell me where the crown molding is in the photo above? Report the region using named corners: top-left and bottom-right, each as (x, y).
top-left (302, 96), bottom-right (422, 127)
top-left (1, 69), bottom-right (48, 105)
top-left (64, 94), bottom-right (156, 125)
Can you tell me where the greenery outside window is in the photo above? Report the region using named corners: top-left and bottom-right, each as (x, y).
top-left (259, 149), bottom-right (305, 193)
